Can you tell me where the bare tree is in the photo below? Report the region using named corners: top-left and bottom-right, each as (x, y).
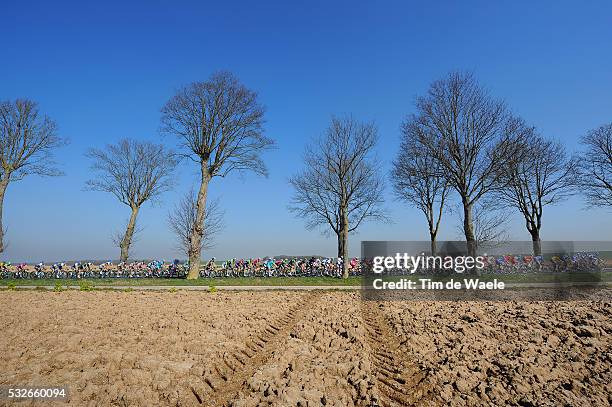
top-left (579, 123), bottom-right (612, 207)
top-left (161, 71), bottom-right (274, 279)
top-left (409, 72), bottom-right (525, 256)
top-left (391, 132), bottom-right (449, 255)
top-left (455, 200), bottom-right (510, 249)
top-left (86, 139), bottom-right (177, 262)
top-left (499, 125), bottom-right (578, 255)
top-left (472, 202), bottom-right (510, 245)
top-left (0, 99), bottom-right (66, 254)
top-left (168, 190), bottom-right (224, 257)
top-left (289, 116), bottom-right (387, 278)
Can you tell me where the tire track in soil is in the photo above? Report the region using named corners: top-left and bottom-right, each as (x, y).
top-left (190, 291), bottom-right (322, 406)
top-left (361, 302), bottom-right (434, 407)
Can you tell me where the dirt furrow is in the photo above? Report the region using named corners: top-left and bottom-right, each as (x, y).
top-left (361, 302), bottom-right (434, 407)
top-left (189, 291), bottom-right (322, 406)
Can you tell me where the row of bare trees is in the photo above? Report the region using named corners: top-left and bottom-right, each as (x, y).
top-left (290, 72), bottom-right (611, 275)
top-left (84, 71), bottom-right (273, 276)
top-left (0, 72), bottom-right (274, 279)
top-left (1, 71), bottom-right (611, 278)
top-left (84, 71), bottom-right (272, 274)
top-left (390, 72), bottom-right (610, 257)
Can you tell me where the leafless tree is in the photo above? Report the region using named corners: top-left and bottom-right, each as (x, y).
top-left (85, 139), bottom-right (177, 262)
top-left (391, 132), bottom-right (449, 255)
top-left (579, 123), bottom-right (612, 207)
top-left (409, 72), bottom-right (525, 256)
top-left (161, 71), bottom-right (274, 279)
top-left (0, 99), bottom-right (66, 254)
top-left (472, 202), bottom-right (510, 245)
top-left (289, 116), bottom-right (387, 278)
top-left (498, 124), bottom-right (578, 255)
top-left (168, 190), bottom-right (224, 257)
top-left (455, 200), bottom-right (510, 249)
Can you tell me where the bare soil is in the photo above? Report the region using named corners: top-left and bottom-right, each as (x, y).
top-left (0, 290), bottom-right (610, 406)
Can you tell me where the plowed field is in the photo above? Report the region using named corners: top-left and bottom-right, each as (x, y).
top-left (0, 290), bottom-right (610, 406)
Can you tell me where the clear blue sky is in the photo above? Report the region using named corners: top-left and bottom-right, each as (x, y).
top-left (1, 0), bottom-right (611, 262)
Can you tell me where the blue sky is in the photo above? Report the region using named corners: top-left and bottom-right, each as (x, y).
top-left (1, 0), bottom-right (611, 262)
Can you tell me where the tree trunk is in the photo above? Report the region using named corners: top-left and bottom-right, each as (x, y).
top-left (462, 201), bottom-right (477, 258)
top-left (0, 177), bottom-right (8, 254)
top-left (338, 206), bottom-right (349, 279)
top-left (430, 232), bottom-right (437, 256)
top-left (119, 205), bottom-right (140, 262)
top-left (187, 162), bottom-right (211, 279)
top-left (530, 229), bottom-right (542, 256)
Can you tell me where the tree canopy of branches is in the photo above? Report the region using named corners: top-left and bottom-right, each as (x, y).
top-left (86, 139), bottom-right (177, 261)
top-left (289, 115), bottom-right (387, 278)
top-left (408, 72), bottom-right (525, 256)
top-left (0, 99), bottom-right (66, 253)
top-left (168, 190), bottom-right (224, 257)
top-left (498, 124), bottom-right (577, 255)
top-left (391, 128), bottom-right (449, 255)
top-left (579, 123), bottom-right (612, 207)
top-left (161, 71), bottom-right (274, 278)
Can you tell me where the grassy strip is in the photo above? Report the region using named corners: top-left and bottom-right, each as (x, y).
top-left (0, 272), bottom-right (610, 287)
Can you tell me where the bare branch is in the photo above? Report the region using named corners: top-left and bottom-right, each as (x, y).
top-left (0, 99), bottom-right (67, 181)
top-left (160, 71), bottom-right (275, 178)
top-left (455, 200), bottom-right (510, 246)
top-left (391, 129), bottom-right (450, 247)
top-left (290, 115), bottom-right (388, 233)
top-left (112, 222), bottom-right (144, 249)
top-left (85, 139), bottom-right (177, 208)
top-left (0, 98), bottom-right (67, 253)
top-left (496, 121), bottom-right (578, 253)
top-left (578, 123), bottom-right (612, 207)
top-left (167, 189), bottom-right (224, 256)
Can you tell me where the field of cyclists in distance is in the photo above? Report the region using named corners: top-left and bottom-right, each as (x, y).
top-left (0, 251), bottom-right (610, 286)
